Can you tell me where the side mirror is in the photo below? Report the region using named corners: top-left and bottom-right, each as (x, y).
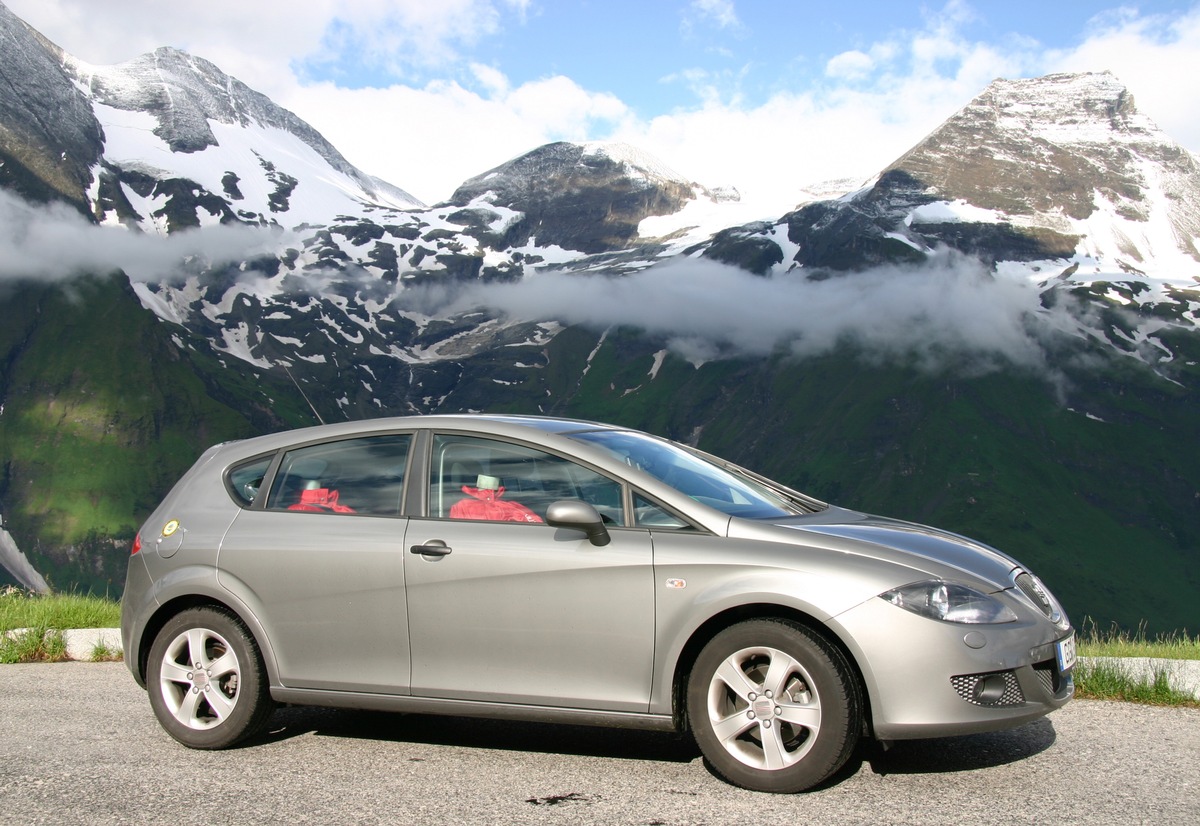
top-left (545, 500), bottom-right (611, 547)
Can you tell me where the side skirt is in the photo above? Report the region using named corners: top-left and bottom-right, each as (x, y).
top-left (270, 687), bottom-right (678, 732)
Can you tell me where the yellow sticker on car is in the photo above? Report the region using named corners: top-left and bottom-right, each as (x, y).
top-left (162, 519), bottom-right (180, 537)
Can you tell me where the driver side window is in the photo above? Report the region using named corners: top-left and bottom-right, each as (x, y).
top-left (430, 434), bottom-right (624, 524)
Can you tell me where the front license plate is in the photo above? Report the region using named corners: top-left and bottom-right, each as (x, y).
top-left (1056, 633), bottom-right (1077, 672)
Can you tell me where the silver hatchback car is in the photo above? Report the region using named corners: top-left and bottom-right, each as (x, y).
top-left (121, 414), bottom-right (1074, 793)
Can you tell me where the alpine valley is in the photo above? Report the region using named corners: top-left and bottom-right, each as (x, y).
top-left (0, 3), bottom-right (1197, 632)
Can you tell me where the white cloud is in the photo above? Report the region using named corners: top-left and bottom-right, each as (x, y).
top-left (470, 63), bottom-right (510, 97)
top-left (4, 0), bottom-right (516, 98)
top-left (399, 251), bottom-right (1065, 374)
top-left (687, 0), bottom-right (742, 31)
top-left (825, 50), bottom-right (875, 81)
top-left (280, 75), bottom-right (630, 203)
top-left (301, 0), bottom-right (506, 79)
top-left (0, 190), bottom-right (283, 283)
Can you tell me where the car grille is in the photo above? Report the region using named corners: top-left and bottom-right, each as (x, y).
top-left (951, 670), bottom-right (1025, 707)
top-left (1015, 572), bottom-right (1054, 619)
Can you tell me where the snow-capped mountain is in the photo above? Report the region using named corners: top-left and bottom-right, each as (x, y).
top-left (889, 72), bottom-right (1200, 269)
top-left (703, 72), bottom-right (1200, 372)
top-left (711, 72), bottom-right (1200, 275)
top-left (448, 141), bottom-right (725, 254)
top-left (74, 46), bottom-right (423, 229)
top-left (0, 1), bottom-right (419, 230)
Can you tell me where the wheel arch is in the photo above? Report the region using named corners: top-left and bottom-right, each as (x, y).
top-left (134, 594), bottom-right (276, 689)
top-left (668, 603), bottom-right (871, 736)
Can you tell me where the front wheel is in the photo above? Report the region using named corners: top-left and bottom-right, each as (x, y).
top-left (146, 607), bottom-right (275, 749)
top-left (686, 619), bottom-right (861, 792)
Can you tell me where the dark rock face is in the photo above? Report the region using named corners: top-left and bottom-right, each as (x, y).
top-left (781, 168), bottom-right (1079, 272)
top-left (450, 142), bottom-right (699, 253)
top-left (914, 222), bottom-right (1078, 263)
top-left (784, 195), bottom-right (927, 272)
top-left (0, 4), bottom-right (103, 211)
top-left (703, 222), bottom-right (785, 275)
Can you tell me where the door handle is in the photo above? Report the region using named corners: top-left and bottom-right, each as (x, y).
top-left (410, 540), bottom-right (451, 557)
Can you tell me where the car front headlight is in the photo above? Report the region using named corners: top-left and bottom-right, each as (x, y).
top-left (881, 580), bottom-right (1018, 624)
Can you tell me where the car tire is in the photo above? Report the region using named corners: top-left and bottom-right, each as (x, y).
top-left (686, 618), bottom-right (861, 793)
top-left (146, 606), bottom-right (275, 749)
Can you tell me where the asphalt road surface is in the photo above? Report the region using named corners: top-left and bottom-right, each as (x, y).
top-left (2, 663), bottom-right (1197, 825)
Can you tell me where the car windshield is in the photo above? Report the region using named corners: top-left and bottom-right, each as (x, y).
top-left (569, 430), bottom-right (805, 519)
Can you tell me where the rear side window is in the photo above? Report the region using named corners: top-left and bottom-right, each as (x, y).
top-left (266, 434), bottom-right (412, 517)
top-left (228, 456), bottom-right (272, 506)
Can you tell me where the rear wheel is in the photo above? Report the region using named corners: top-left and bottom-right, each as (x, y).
top-left (686, 619), bottom-right (860, 792)
top-left (146, 607), bottom-right (274, 749)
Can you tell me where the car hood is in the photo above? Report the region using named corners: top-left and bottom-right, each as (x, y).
top-left (775, 511), bottom-right (1021, 590)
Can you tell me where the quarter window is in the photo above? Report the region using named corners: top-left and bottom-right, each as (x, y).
top-left (227, 456), bottom-right (272, 506)
top-left (632, 492), bottom-right (693, 529)
top-left (266, 434), bottom-right (412, 516)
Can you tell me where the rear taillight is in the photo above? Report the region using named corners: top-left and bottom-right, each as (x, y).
top-left (131, 534), bottom-right (142, 555)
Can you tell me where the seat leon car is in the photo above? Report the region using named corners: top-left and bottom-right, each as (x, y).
top-left (121, 414), bottom-right (1074, 793)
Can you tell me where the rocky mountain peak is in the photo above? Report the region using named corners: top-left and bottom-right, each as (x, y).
top-left (741, 70), bottom-right (1200, 278)
top-left (451, 141), bottom-right (696, 204)
top-left (883, 71), bottom-right (1200, 250)
top-left (0, 2), bottom-right (103, 210)
top-left (449, 141), bottom-right (708, 253)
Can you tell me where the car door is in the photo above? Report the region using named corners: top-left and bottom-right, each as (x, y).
top-left (217, 433), bottom-right (414, 693)
top-left (404, 433), bottom-right (655, 712)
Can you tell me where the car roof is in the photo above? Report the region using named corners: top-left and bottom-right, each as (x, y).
top-left (467, 414), bottom-right (623, 434)
top-left (211, 413), bottom-right (629, 458)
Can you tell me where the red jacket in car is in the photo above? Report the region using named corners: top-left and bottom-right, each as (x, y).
top-left (449, 486), bottom-right (542, 522)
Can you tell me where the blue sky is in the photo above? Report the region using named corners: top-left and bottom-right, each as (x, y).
top-left (9, 0), bottom-right (1200, 207)
top-left (299, 1), bottom-right (1191, 116)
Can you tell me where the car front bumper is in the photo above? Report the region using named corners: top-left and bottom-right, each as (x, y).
top-left (829, 595), bottom-right (1073, 741)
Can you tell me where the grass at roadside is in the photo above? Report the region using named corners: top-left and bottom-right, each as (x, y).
top-left (0, 586), bottom-right (122, 633)
top-left (1, 587), bottom-right (122, 663)
top-left (1072, 658), bottom-right (1198, 707)
top-left (1076, 616), bottom-right (1200, 660)
top-left (0, 627), bottom-right (68, 664)
top-left (1073, 617), bottom-right (1199, 707)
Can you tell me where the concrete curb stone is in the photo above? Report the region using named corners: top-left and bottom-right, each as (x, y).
top-left (1079, 656), bottom-right (1200, 697)
top-left (61, 628), bottom-right (123, 661)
